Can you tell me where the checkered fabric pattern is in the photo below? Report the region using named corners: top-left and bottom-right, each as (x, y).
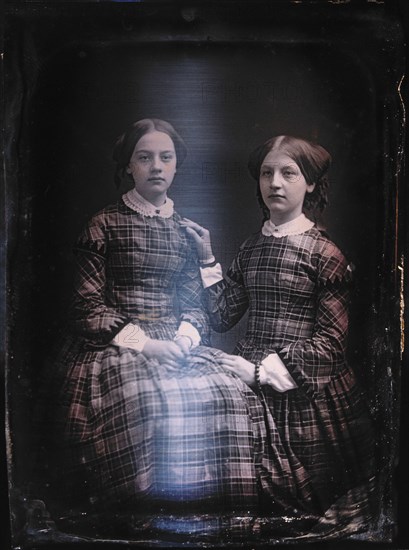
top-left (58, 344), bottom-right (265, 510)
top-left (69, 200), bottom-right (209, 347)
top-left (49, 200), bottom-right (308, 515)
top-left (205, 227), bottom-right (376, 515)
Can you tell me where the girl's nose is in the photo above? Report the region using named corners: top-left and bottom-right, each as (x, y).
top-left (151, 156), bottom-right (162, 171)
top-left (271, 172), bottom-right (282, 188)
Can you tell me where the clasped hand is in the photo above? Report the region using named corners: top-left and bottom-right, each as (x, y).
top-left (143, 341), bottom-right (255, 383)
top-left (143, 337), bottom-right (192, 369)
top-left (218, 353), bottom-right (256, 386)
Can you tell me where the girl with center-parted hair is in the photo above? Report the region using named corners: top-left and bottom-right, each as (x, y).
top-left (182, 135), bottom-right (376, 534)
top-left (45, 119), bottom-right (278, 520)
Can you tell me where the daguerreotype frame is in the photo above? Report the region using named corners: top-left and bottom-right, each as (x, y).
top-left (3, 1), bottom-right (408, 548)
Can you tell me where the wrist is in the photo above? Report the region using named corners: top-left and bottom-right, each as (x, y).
top-left (199, 254), bottom-right (216, 266)
top-left (174, 334), bottom-right (193, 348)
top-left (142, 337), bottom-right (154, 352)
top-left (254, 360), bottom-right (262, 391)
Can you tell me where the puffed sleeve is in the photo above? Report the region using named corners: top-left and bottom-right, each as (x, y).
top-left (276, 239), bottom-right (354, 399)
top-left (203, 247), bottom-right (250, 333)
top-left (175, 235), bottom-right (210, 341)
top-left (68, 215), bottom-right (131, 347)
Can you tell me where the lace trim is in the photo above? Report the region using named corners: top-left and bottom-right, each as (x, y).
top-left (122, 188), bottom-right (174, 218)
top-left (262, 214), bottom-right (314, 238)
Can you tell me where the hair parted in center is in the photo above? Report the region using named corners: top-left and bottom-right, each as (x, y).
top-left (113, 118), bottom-right (187, 188)
top-left (248, 135), bottom-right (332, 220)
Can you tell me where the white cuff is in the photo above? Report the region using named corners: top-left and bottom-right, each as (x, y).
top-left (111, 323), bottom-right (149, 352)
top-left (175, 321), bottom-right (201, 347)
top-left (260, 353), bottom-right (298, 392)
top-left (200, 263), bottom-right (223, 288)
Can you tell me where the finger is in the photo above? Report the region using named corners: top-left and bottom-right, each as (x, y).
top-left (180, 219), bottom-right (208, 236)
top-left (163, 360), bottom-right (180, 370)
top-left (220, 352), bottom-right (236, 360)
top-left (179, 220), bottom-right (199, 230)
top-left (220, 360), bottom-right (237, 369)
top-left (180, 218), bottom-right (201, 228)
top-left (177, 342), bottom-right (191, 355)
top-left (185, 227), bottom-right (208, 243)
top-left (219, 357), bottom-right (238, 366)
top-left (220, 364), bottom-right (236, 373)
top-left (169, 346), bottom-right (185, 360)
top-left (184, 226), bottom-right (203, 240)
top-left (160, 351), bottom-right (182, 363)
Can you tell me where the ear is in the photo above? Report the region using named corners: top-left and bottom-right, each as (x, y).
top-left (306, 182), bottom-right (316, 194)
top-left (126, 165), bottom-right (132, 174)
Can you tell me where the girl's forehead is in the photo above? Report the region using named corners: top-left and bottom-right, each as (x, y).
top-left (133, 131), bottom-right (175, 152)
top-left (262, 149), bottom-right (297, 166)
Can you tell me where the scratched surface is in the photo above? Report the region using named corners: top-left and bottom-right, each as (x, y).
top-left (3, 1), bottom-right (406, 548)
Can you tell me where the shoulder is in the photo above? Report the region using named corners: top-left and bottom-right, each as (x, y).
top-left (311, 228), bottom-right (347, 262)
top-left (76, 201), bottom-right (124, 250)
top-left (83, 200), bottom-right (132, 231)
top-left (309, 228), bottom-right (353, 285)
top-left (237, 231), bottom-right (263, 251)
top-left (87, 200), bottom-right (126, 226)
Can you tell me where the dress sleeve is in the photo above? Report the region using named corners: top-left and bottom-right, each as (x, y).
top-left (175, 236), bottom-right (210, 340)
top-left (68, 216), bottom-right (131, 347)
top-left (276, 240), bottom-right (354, 399)
top-left (203, 250), bottom-right (249, 333)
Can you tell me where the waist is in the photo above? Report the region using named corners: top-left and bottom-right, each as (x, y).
top-left (133, 311), bottom-right (171, 321)
top-left (106, 294), bottom-right (175, 321)
top-left (246, 316), bottom-right (314, 341)
top-left (131, 312), bottom-right (177, 324)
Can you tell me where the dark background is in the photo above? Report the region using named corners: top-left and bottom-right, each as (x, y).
top-left (3, 1), bottom-right (408, 548)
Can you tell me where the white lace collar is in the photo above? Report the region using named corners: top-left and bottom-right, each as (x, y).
top-left (122, 188), bottom-right (174, 218)
top-left (262, 213), bottom-right (314, 238)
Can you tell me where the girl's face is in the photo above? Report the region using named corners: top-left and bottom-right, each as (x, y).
top-left (259, 148), bottom-right (315, 224)
top-left (126, 130), bottom-right (177, 206)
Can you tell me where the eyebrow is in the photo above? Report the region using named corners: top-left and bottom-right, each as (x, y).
top-left (134, 149), bottom-right (175, 154)
top-left (261, 162), bottom-right (298, 168)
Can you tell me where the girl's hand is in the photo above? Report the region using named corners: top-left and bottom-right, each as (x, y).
top-left (174, 335), bottom-right (193, 356)
top-left (179, 218), bottom-right (214, 263)
top-left (218, 352), bottom-right (256, 387)
top-left (143, 338), bottom-right (186, 365)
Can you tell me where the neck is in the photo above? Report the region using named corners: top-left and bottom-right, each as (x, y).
top-left (269, 209), bottom-right (303, 226)
top-left (149, 195), bottom-right (167, 207)
top-left (136, 189), bottom-right (167, 207)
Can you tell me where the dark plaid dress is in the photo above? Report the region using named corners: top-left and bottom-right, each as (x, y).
top-left (48, 199), bottom-right (281, 516)
top-left (205, 226), bottom-right (376, 525)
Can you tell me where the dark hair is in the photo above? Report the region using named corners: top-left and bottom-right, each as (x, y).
top-left (247, 135), bottom-right (331, 220)
top-left (113, 118), bottom-right (188, 188)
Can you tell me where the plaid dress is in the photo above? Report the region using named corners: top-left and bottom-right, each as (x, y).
top-left (205, 227), bottom-right (376, 522)
top-left (48, 199), bottom-right (288, 516)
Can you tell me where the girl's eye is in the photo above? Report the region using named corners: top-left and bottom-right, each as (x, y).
top-left (283, 169), bottom-right (298, 180)
top-left (138, 155), bottom-right (150, 162)
top-left (161, 154), bottom-right (174, 162)
top-left (261, 170), bottom-right (272, 177)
